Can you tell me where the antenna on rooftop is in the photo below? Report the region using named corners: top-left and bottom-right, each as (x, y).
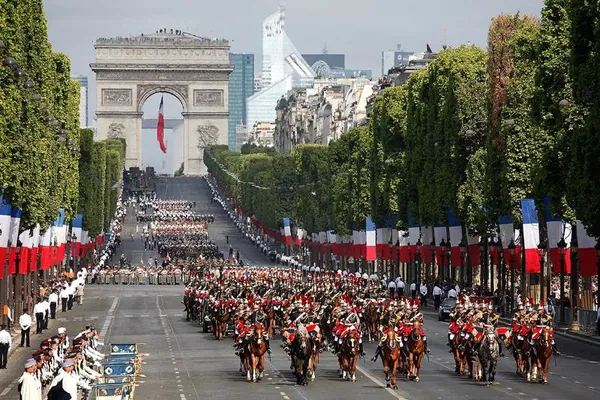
top-left (322, 42), bottom-right (328, 55)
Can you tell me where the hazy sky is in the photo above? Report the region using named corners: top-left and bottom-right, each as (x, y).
top-left (43, 0), bottom-right (544, 117)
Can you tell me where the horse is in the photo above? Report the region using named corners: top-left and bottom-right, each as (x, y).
top-left (403, 321), bottom-right (425, 382)
top-left (381, 329), bottom-right (401, 389)
top-left (364, 302), bottom-right (380, 342)
top-left (244, 323), bottom-right (267, 382)
top-left (510, 328), bottom-right (531, 378)
top-left (529, 326), bottom-right (553, 384)
top-left (477, 325), bottom-right (499, 385)
top-left (291, 330), bottom-right (314, 385)
top-left (338, 329), bottom-right (360, 382)
top-left (213, 304), bottom-right (230, 340)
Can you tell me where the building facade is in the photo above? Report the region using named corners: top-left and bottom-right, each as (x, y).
top-left (381, 46), bottom-right (414, 76)
top-left (228, 53), bottom-right (254, 151)
top-left (71, 74), bottom-right (89, 127)
top-left (246, 7), bottom-right (315, 132)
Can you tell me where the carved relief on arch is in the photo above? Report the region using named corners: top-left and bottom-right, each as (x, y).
top-left (136, 84), bottom-right (189, 110)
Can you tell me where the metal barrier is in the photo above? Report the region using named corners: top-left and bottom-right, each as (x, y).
top-left (556, 307), bottom-right (598, 330)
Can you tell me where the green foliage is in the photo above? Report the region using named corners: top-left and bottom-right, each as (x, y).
top-left (241, 143), bottom-right (277, 156)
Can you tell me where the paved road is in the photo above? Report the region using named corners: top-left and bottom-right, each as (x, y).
top-left (4, 177), bottom-right (599, 400)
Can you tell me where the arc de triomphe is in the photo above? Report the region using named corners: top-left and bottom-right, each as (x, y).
top-left (91, 32), bottom-right (233, 175)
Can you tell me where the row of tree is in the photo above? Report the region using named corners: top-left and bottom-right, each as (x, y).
top-left (206, 1), bottom-right (600, 241)
top-left (0, 0), bottom-right (124, 236)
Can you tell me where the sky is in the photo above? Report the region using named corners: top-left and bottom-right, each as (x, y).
top-left (42, 0), bottom-right (545, 170)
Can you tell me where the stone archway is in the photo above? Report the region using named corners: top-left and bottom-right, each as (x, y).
top-left (91, 32), bottom-right (233, 175)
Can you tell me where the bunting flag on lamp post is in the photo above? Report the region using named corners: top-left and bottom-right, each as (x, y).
top-left (365, 216), bottom-right (376, 261)
top-left (543, 197), bottom-right (571, 274)
top-left (0, 199), bottom-right (12, 278)
top-left (576, 220), bottom-right (598, 277)
top-left (157, 96), bottom-right (167, 154)
top-left (448, 210), bottom-right (463, 267)
top-left (18, 229), bottom-right (30, 275)
top-left (8, 208), bottom-right (22, 275)
top-left (282, 218), bottom-right (292, 245)
top-left (521, 199), bottom-right (540, 273)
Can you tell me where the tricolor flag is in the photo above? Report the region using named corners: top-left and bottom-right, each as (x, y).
top-left (8, 208), bottom-right (22, 275)
top-left (543, 197), bottom-right (571, 274)
top-left (283, 218), bottom-right (292, 245)
top-left (157, 96), bottom-right (167, 154)
top-left (18, 229), bottom-right (30, 275)
top-left (521, 199), bottom-right (540, 273)
top-left (467, 232), bottom-right (481, 266)
top-left (40, 227), bottom-right (53, 270)
top-left (0, 199), bottom-right (12, 278)
top-left (498, 215), bottom-right (521, 269)
top-left (28, 224), bottom-right (40, 272)
top-left (448, 210), bottom-right (463, 267)
top-left (575, 221), bottom-right (597, 277)
top-left (421, 226), bottom-right (433, 263)
top-left (71, 214), bottom-right (83, 256)
top-left (295, 228), bottom-right (305, 247)
top-left (398, 230), bottom-right (410, 263)
top-left (365, 216), bottom-right (376, 261)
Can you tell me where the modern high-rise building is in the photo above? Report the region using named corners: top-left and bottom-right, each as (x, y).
top-left (246, 7), bottom-right (315, 130)
top-left (71, 74), bottom-right (89, 127)
top-left (302, 54), bottom-right (345, 77)
top-left (381, 45), bottom-right (414, 76)
top-left (228, 53), bottom-right (255, 151)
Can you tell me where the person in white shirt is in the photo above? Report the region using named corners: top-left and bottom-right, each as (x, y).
top-left (396, 278), bottom-right (405, 297)
top-left (59, 287), bottom-right (68, 312)
top-left (448, 287), bottom-right (457, 299)
top-left (387, 280), bottom-right (397, 299)
top-left (432, 284), bottom-right (443, 310)
top-left (41, 297), bottom-right (49, 329)
top-left (48, 290), bottom-right (58, 319)
top-left (419, 283), bottom-right (428, 306)
top-left (410, 282), bottom-right (417, 299)
top-left (67, 284), bottom-right (76, 310)
top-left (18, 358), bottom-right (42, 400)
top-left (0, 324), bottom-right (11, 368)
top-left (19, 308), bottom-right (32, 347)
top-left (33, 299), bottom-right (45, 334)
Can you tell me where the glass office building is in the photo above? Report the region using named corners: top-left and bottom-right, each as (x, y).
top-left (247, 7), bottom-right (315, 130)
top-left (228, 53), bottom-right (255, 151)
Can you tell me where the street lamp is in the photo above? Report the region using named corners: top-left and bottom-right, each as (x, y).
top-left (570, 238), bottom-right (580, 331)
top-left (537, 242), bottom-right (547, 302)
top-left (508, 239), bottom-right (516, 312)
top-left (596, 242), bottom-right (600, 309)
top-left (415, 238), bottom-right (422, 285)
top-left (557, 237), bottom-right (567, 324)
top-left (440, 238), bottom-right (447, 281)
top-left (430, 239), bottom-right (436, 282)
top-left (460, 240), bottom-right (467, 286)
top-left (445, 239), bottom-right (452, 282)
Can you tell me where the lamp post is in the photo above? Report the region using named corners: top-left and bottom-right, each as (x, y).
top-left (508, 239), bottom-right (516, 313)
top-left (479, 238), bottom-right (487, 291)
top-left (415, 238), bottom-right (422, 286)
top-left (430, 240), bottom-right (436, 282)
top-left (537, 243), bottom-right (546, 302)
top-left (557, 237), bottom-right (566, 324)
top-left (388, 239), bottom-right (394, 278)
top-left (440, 238), bottom-right (447, 281)
top-left (395, 239), bottom-right (400, 279)
top-left (570, 238), bottom-right (580, 331)
top-left (596, 242), bottom-right (600, 310)
top-left (445, 239), bottom-right (452, 283)
top-left (460, 240), bottom-right (467, 286)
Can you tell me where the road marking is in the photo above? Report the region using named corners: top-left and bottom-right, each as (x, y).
top-left (356, 365), bottom-right (410, 400)
top-left (108, 297), bottom-right (119, 314)
top-left (0, 387), bottom-right (11, 396)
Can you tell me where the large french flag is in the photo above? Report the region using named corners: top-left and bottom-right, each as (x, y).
top-left (448, 210), bottom-right (463, 267)
top-left (295, 228), bottom-right (305, 247)
top-left (282, 218), bottom-right (292, 245)
top-left (365, 216), bottom-right (376, 261)
top-left (0, 199), bottom-right (12, 278)
top-left (18, 229), bottom-right (30, 275)
top-left (157, 96), bottom-right (167, 153)
top-left (8, 208), bottom-right (22, 275)
top-left (28, 224), bottom-right (40, 272)
top-left (434, 225), bottom-right (447, 265)
top-left (521, 199), bottom-right (540, 273)
top-left (467, 232), bottom-right (481, 266)
top-left (544, 197), bottom-right (571, 274)
top-left (576, 220), bottom-right (597, 277)
top-left (71, 214), bottom-right (83, 256)
top-left (54, 209), bottom-right (66, 266)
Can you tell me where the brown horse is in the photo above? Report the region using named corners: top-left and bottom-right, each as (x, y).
top-left (529, 327), bottom-right (552, 384)
top-left (403, 321), bottom-right (425, 382)
top-left (381, 329), bottom-right (401, 389)
top-left (510, 330), bottom-right (531, 378)
top-left (308, 329), bottom-right (322, 382)
top-left (364, 303), bottom-right (380, 342)
top-left (213, 304), bottom-right (229, 340)
top-left (450, 334), bottom-right (466, 375)
top-left (263, 304), bottom-right (276, 339)
top-left (338, 330), bottom-right (360, 382)
top-left (244, 323), bottom-right (267, 382)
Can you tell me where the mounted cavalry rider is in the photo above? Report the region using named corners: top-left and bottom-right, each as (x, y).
top-left (371, 306), bottom-right (401, 362)
top-left (332, 307), bottom-right (366, 357)
top-left (528, 301), bottom-right (560, 356)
